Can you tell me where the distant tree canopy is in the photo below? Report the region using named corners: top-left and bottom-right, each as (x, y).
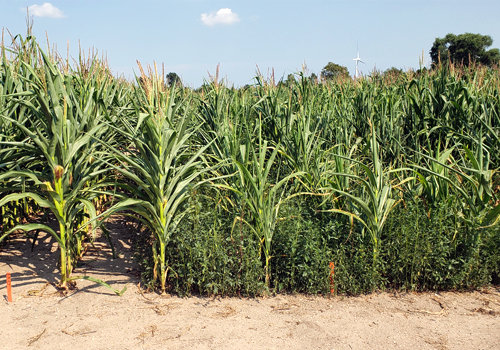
top-left (166, 72), bottom-right (182, 87)
top-left (285, 73), bottom-right (296, 85)
top-left (321, 62), bottom-right (349, 80)
top-left (277, 73), bottom-right (296, 87)
top-left (430, 33), bottom-right (500, 67)
top-left (384, 67), bottom-right (403, 75)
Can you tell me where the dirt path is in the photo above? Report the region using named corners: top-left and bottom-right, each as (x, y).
top-left (1, 217), bottom-right (499, 350)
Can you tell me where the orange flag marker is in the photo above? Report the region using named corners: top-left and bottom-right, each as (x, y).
top-left (329, 262), bottom-right (335, 294)
top-left (6, 273), bottom-right (12, 302)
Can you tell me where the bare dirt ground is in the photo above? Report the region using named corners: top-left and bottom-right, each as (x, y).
top-left (1, 216), bottom-right (499, 350)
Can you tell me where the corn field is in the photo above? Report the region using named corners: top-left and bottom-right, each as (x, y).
top-left (1, 34), bottom-right (499, 296)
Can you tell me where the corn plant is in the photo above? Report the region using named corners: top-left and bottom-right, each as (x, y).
top-left (413, 132), bottom-right (499, 227)
top-left (96, 63), bottom-right (211, 294)
top-left (412, 145), bottom-right (456, 214)
top-left (0, 46), bottom-right (123, 293)
top-left (217, 129), bottom-right (303, 288)
top-left (322, 122), bottom-right (410, 276)
top-left (0, 33), bottom-right (43, 229)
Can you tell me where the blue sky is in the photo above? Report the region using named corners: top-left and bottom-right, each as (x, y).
top-left (1, 1), bottom-right (500, 87)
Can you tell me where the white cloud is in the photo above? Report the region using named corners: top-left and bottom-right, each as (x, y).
top-left (25, 3), bottom-right (66, 18)
top-left (201, 8), bottom-right (240, 26)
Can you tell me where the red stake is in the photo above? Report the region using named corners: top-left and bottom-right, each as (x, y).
top-left (6, 273), bottom-right (12, 302)
top-left (329, 262), bottom-right (335, 295)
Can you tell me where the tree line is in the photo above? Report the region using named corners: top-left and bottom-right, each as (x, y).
top-left (319, 32), bottom-right (500, 81)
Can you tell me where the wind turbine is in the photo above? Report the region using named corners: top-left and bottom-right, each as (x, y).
top-left (353, 48), bottom-right (365, 78)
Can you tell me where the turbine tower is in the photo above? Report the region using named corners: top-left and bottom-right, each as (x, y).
top-left (353, 49), bottom-right (365, 78)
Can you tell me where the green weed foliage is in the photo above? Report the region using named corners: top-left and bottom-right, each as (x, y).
top-left (1, 33), bottom-right (499, 295)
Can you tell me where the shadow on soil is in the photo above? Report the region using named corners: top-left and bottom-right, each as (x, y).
top-left (0, 215), bottom-right (141, 297)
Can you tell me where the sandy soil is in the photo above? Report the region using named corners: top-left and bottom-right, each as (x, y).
top-left (0, 216), bottom-right (499, 350)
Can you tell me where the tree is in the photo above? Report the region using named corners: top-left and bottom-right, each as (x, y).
top-left (384, 67), bottom-right (403, 76)
top-left (278, 73), bottom-right (296, 87)
top-left (310, 72), bottom-right (318, 83)
top-left (383, 67), bottom-right (405, 79)
top-left (321, 62), bottom-right (349, 80)
top-left (285, 73), bottom-right (296, 86)
top-left (430, 33), bottom-right (500, 67)
top-left (166, 72), bottom-right (182, 87)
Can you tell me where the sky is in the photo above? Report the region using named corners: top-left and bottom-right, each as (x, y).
top-left (1, 0), bottom-right (500, 88)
